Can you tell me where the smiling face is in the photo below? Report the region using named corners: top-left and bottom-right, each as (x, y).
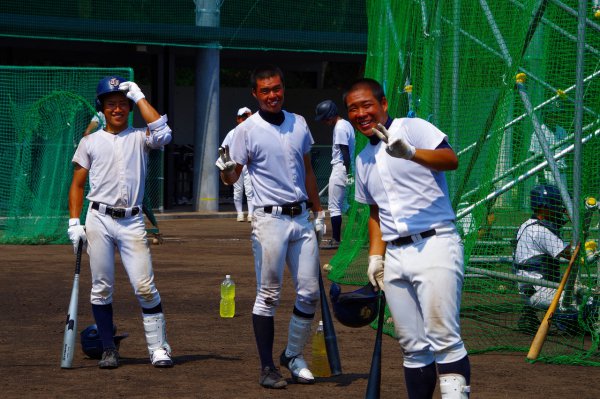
top-left (252, 74), bottom-right (285, 114)
top-left (345, 84), bottom-right (388, 137)
top-left (101, 92), bottom-right (131, 133)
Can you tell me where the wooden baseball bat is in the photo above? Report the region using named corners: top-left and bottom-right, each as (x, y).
top-left (318, 267), bottom-right (342, 375)
top-left (61, 239), bottom-right (83, 369)
top-left (527, 242), bottom-right (580, 360)
top-left (365, 290), bottom-right (386, 399)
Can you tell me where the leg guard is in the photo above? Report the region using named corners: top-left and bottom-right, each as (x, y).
top-left (439, 374), bottom-right (470, 399)
top-left (280, 314), bottom-right (314, 383)
top-left (143, 313), bottom-right (173, 367)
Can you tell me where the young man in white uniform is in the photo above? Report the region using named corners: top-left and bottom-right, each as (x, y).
top-left (67, 76), bottom-right (173, 369)
top-left (216, 65), bottom-right (325, 389)
top-left (315, 99), bottom-right (355, 249)
top-left (345, 78), bottom-right (471, 399)
top-left (221, 106), bottom-right (255, 222)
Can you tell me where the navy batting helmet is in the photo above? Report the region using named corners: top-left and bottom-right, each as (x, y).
top-left (329, 283), bottom-right (379, 328)
top-left (315, 100), bottom-right (338, 121)
top-left (80, 324), bottom-right (129, 359)
top-left (530, 184), bottom-right (564, 213)
top-left (95, 76), bottom-right (131, 111)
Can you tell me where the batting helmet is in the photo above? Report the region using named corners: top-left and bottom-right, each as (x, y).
top-left (95, 76), bottom-right (132, 111)
top-left (329, 283), bottom-right (379, 328)
top-left (315, 100), bottom-right (338, 121)
top-left (530, 184), bottom-right (564, 213)
top-left (80, 324), bottom-right (129, 359)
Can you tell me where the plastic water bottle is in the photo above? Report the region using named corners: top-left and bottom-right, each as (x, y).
top-left (220, 275), bottom-right (235, 318)
top-left (311, 320), bottom-right (331, 377)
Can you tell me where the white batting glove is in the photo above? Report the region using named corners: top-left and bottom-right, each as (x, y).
top-left (67, 218), bottom-right (87, 254)
top-left (345, 174), bottom-right (354, 186)
top-left (372, 123), bottom-right (416, 160)
top-left (368, 255), bottom-right (385, 290)
top-left (215, 146), bottom-right (236, 172)
top-left (313, 210), bottom-right (326, 242)
top-left (118, 81), bottom-right (145, 103)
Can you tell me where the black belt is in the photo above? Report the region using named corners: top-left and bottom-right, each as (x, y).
top-left (92, 202), bottom-right (141, 219)
top-left (263, 201), bottom-right (307, 217)
top-left (390, 229), bottom-right (436, 246)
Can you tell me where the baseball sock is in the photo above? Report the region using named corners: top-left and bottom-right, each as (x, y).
top-left (331, 215), bottom-right (342, 242)
top-left (437, 355), bottom-right (471, 385)
top-left (92, 303), bottom-right (115, 350)
top-left (252, 314), bottom-right (275, 369)
top-left (403, 362), bottom-right (437, 399)
top-left (142, 303), bottom-right (163, 314)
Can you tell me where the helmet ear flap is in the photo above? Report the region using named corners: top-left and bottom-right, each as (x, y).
top-left (95, 98), bottom-right (103, 112)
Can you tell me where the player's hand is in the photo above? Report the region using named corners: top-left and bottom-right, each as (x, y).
top-left (313, 210), bottom-right (326, 243)
top-left (368, 255), bottom-right (385, 290)
top-left (372, 123), bottom-right (416, 160)
top-left (67, 218), bottom-right (87, 254)
top-left (345, 174), bottom-right (354, 186)
top-left (118, 81), bottom-right (146, 104)
top-left (215, 146), bottom-right (236, 172)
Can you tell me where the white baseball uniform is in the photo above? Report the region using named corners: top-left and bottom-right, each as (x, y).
top-left (355, 117), bottom-right (467, 368)
top-left (328, 118), bottom-right (355, 217)
top-left (72, 125), bottom-right (171, 308)
top-left (228, 111), bottom-right (320, 317)
top-left (222, 128), bottom-right (254, 216)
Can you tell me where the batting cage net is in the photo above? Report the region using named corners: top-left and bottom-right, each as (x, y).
top-left (327, 0), bottom-right (600, 366)
top-left (0, 67), bottom-right (164, 244)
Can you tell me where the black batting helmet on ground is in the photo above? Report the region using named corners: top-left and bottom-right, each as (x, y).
top-left (80, 324), bottom-right (129, 359)
top-left (329, 283), bottom-right (379, 328)
top-left (315, 100), bottom-right (338, 121)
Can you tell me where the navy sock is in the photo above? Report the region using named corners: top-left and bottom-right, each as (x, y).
top-left (92, 303), bottom-right (115, 350)
top-left (142, 303), bottom-right (163, 314)
top-left (404, 362), bottom-right (437, 399)
top-left (252, 314), bottom-right (275, 369)
top-left (331, 215), bottom-right (342, 242)
top-left (437, 355), bottom-right (471, 385)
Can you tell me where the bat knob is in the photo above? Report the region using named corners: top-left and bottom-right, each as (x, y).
top-left (585, 197), bottom-right (597, 209)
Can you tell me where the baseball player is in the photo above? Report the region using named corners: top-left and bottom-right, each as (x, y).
top-left (67, 76), bottom-right (174, 369)
top-left (216, 64), bottom-right (325, 389)
top-left (220, 107), bottom-right (255, 222)
top-left (513, 184), bottom-right (597, 334)
top-left (83, 111), bottom-right (106, 136)
top-left (345, 78), bottom-right (471, 399)
top-left (315, 99), bottom-right (355, 249)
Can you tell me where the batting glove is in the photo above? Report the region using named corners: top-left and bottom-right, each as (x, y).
top-left (118, 81), bottom-right (146, 104)
top-left (368, 255), bottom-right (385, 291)
top-left (372, 123), bottom-right (416, 160)
top-left (313, 210), bottom-right (326, 243)
top-left (345, 174), bottom-right (354, 186)
top-left (215, 146), bottom-right (236, 172)
top-left (67, 218), bottom-right (87, 254)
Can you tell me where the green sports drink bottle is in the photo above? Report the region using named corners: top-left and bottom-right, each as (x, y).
top-left (220, 275), bottom-right (235, 318)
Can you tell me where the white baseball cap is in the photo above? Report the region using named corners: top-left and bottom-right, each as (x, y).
top-left (237, 107), bottom-right (252, 116)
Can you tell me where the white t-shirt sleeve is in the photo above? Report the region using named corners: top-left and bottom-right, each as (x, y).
top-left (72, 137), bottom-right (91, 169)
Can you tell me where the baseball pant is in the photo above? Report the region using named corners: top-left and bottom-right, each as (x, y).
top-left (327, 163), bottom-right (347, 218)
top-left (233, 166), bottom-right (254, 214)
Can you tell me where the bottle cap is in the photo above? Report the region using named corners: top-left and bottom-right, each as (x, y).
top-left (226, 274), bottom-right (231, 279)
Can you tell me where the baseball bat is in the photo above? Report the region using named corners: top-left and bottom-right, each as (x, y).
top-left (318, 267), bottom-right (342, 375)
top-left (365, 290), bottom-right (386, 399)
top-left (527, 242), bottom-right (580, 360)
top-left (61, 239), bottom-right (83, 369)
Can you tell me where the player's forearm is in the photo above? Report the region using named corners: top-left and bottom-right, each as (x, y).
top-left (68, 185), bottom-right (85, 219)
top-left (305, 171), bottom-right (322, 212)
top-left (368, 206), bottom-right (386, 256)
top-left (340, 144), bottom-right (351, 174)
top-left (411, 147), bottom-right (458, 172)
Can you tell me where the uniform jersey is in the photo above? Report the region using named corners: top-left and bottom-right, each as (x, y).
top-left (514, 218), bottom-right (567, 264)
top-left (228, 111), bottom-right (314, 207)
top-left (72, 127), bottom-right (164, 207)
top-left (354, 117), bottom-right (455, 240)
top-left (331, 118), bottom-right (355, 170)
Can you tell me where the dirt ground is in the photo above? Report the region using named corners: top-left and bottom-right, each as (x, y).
top-left (1, 215), bottom-right (599, 399)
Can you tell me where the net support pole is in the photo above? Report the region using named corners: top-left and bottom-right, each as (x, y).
top-left (563, 0), bottom-right (587, 306)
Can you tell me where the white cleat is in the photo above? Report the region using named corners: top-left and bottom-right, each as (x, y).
top-left (236, 213), bottom-right (245, 222)
top-left (151, 348), bottom-right (174, 368)
top-left (280, 351), bottom-right (314, 384)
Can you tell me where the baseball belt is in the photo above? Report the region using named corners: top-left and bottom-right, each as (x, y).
top-left (389, 229), bottom-right (436, 246)
top-left (262, 201), bottom-right (307, 217)
top-left (91, 202), bottom-right (141, 219)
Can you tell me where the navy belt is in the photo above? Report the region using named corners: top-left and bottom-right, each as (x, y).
top-left (92, 202), bottom-right (141, 219)
top-left (390, 229), bottom-right (436, 246)
top-left (263, 201), bottom-right (307, 217)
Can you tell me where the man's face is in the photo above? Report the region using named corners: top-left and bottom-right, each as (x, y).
top-left (102, 92), bottom-right (130, 132)
top-left (252, 75), bottom-right (284, 113)
top-left (345, 86), bottom-right (388, 136)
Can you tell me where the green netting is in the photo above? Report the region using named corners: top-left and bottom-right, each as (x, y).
top-left (328, 0), bottom-right (600, 366)
top-left (0, 67), bottom-right (164, 244)
top-left (0, 1), bottom-right (367, 54)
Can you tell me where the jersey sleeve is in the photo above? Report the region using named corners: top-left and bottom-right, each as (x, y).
top-left (72, 137), bottom-right (91, 170)
top-left (354, 155), bottom-right (375, 205)
top-left (405, 118), bottom-right (448, 149)
top-left (228, 125), bottom-right (248, 166)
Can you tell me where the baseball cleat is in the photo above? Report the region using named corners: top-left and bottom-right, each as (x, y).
top-left (280, 351), bottom-right (315, 384)
top-left (259, 366), bottom-right (288, 389)
top-left (98, 348), bottom-right (119, 369)
top-left (237, 213), bottom-right (245, 222)
top-left (320, 238), bottom-right (340, 249)
top-left (151, 348), bottom-right (174, 368)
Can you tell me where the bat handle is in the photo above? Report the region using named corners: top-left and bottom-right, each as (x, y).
top-left (365, 291), bottom-right (386, 399)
